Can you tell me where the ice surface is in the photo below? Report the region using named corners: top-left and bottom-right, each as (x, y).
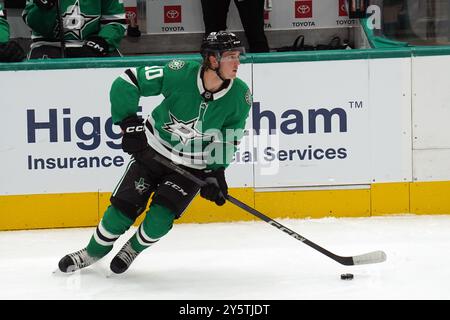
top-left (1, 215), bottom-right (449, 300)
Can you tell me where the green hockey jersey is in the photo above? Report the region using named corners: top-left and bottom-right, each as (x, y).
top-left (22, 0), bottom-right (126, 51)
top-left (110, 60), bottom-right (252, 170)
top-left (0, 4), bottom-right (9, 43)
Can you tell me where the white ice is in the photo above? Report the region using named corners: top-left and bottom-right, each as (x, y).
top-left (1, 214), bottom-right (449, 300)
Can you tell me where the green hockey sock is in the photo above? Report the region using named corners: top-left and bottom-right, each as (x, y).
top-left (87, 205), bottom-right (134, 257)
top-left (129, 204), bottom-right (176, 253)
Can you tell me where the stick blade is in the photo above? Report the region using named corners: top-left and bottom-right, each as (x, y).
top-left (352, 250), bottom-right (387, 265)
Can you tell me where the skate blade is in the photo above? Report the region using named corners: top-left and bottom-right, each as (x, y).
top-left (51, 268), bottom-right (75, 276)
top-left (52, 264), bottom-right (112, 278)
top-left (105, 270), bottom-right (115, 278)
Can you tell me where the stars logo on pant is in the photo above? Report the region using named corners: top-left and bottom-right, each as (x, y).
top-left (62, 0), bottom-right (99, 39)
top-left (135, 178), bottom-right (150, 195)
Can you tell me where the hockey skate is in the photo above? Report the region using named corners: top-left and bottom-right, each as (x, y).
top-left (110, 241), bottom-right (140, 274)
top-left (58, 248), bottom-right (99, 273)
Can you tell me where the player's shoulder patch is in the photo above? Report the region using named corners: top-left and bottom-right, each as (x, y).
top-left (232, 78), bottom-right (252, 107)
top-left (167, 59), bottom-right (186, 71)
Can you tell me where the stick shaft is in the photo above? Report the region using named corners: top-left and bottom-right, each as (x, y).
top-left (150, 152), bottom-right (385, 266)
top-left (55, 0), bottom-right (66, 58)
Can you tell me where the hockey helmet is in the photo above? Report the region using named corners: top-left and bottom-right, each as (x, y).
top-left (200, 31), bottom-right (245, 60)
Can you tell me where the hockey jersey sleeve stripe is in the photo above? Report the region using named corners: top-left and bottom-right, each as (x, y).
top-left (120, 68), bottom-right (140, 90)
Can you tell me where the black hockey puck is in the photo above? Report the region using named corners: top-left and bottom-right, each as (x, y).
top-left (340, 273), bottom-right (354, 280)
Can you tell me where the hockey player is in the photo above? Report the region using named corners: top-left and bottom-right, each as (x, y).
top-left (22, 0), bottom-right (126, 59)
top-left (0, 4), bottom-right (26, 62)
top-left (58, 31), bottom-right (252, 274)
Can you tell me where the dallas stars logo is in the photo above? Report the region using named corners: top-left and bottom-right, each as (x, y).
top-left (134, 178), bottom-right (150, 195)
top-left (62, 0), bottom-right (99, 39)
top-left (162, 113), bottom-right (208, 145)
top-left (168, 60), bottom-right (185, 70)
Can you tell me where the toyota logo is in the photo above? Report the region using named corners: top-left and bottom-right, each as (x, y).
top-left (126, 11), bottom-right (136, 20)
top-left (297, 5), bottom-right (311, 14)
top-left (166, 10), bottom-right (179, 19)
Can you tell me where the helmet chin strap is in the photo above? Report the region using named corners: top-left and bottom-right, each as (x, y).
top-left (207, 53), bottom-right (227, 81)
top-left (213, 66), bottom-right (227, 82)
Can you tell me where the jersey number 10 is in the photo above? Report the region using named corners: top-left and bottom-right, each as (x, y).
top-left (144, 66), bottom-right (164, 80)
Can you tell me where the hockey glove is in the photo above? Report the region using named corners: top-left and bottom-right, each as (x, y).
top-left (68, 36), bottom-right (109, 58)
top-left (119, 115), bottom-right (149, 155)
top-left (82, 36), bottom-right (109, 57)
top-left (35, 0), bottom-right (56, 10)
top-left (200, 168), bottom-right (228, 206)
top-left (0, 40), bottom-right (26, 62)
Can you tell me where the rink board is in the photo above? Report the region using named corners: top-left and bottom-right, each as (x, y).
top-left (144, 0), bottom-right (357, 34)
top-left (2, 182), bottom-right (450, 230)
top-left (1, 49), bottom-right (450, 230)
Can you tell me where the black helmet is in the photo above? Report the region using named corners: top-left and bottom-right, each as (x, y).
top-left (201, 31), bottom-right (245, 59)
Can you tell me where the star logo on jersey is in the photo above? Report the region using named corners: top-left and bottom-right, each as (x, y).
top-left (134, 178), bottom-right (150, 195)
top-left (62, 0), bottom-right (99, 39)
top-left (162, 113), bottom-right (208, 145)
top-left (168, 59), bottom-right (185, 70)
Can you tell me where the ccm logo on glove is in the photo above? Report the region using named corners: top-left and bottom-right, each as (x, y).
top-left (119, 116), bottom-right (149, 154)
top-left (125, 125), bottom-right (145, 133)
top-left (85, 40), bottom-right (106, 54)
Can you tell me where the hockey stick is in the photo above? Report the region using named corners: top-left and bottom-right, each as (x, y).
top-left (55, 0), bottom-right (66, 58)
top-left (149, 152), bottom-right (387, 266)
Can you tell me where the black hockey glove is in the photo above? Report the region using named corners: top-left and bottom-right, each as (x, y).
top-left (200, 168), bottom-right (228, 206)
top-left (68, 36), bottom-right (109, 58)
top-left (83, 36), bottom-right (109, 57)
top-left (35, 0), bottom-right (56, 10)
top-left (119, 115), bottom-right (148, 155)
top-left (0, 40), bottom-right (26, 62)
